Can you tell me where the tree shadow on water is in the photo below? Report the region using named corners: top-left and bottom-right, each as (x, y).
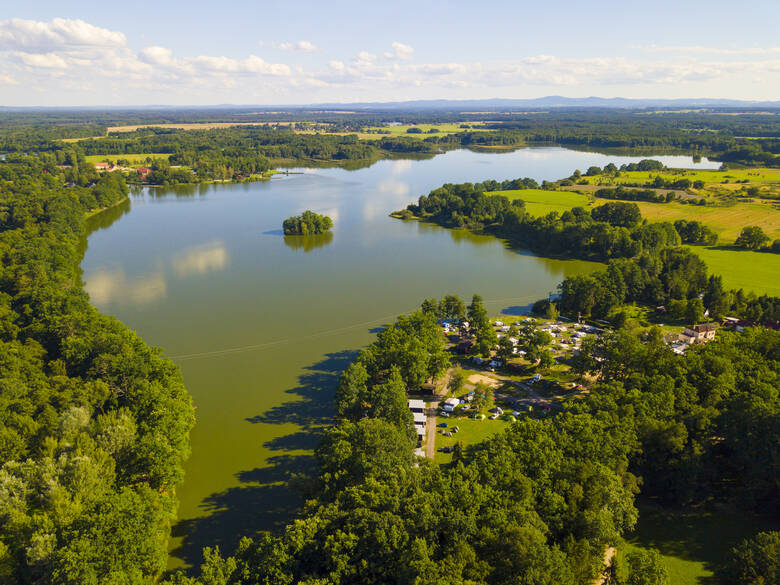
top-left (168, 349), bottom-right (358, 572)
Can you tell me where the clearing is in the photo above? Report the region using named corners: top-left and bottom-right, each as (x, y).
top-left (496, 188), bottom-right (591, 217)
top-left (623, 503), bottom-right (779, 585)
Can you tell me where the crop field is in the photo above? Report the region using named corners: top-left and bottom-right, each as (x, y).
top-left (85, 153), bottom-right (170, 165)
top-left (687, 246), bottom-right (780, 296)
top-left (496, 188), bottom-right (591, 217)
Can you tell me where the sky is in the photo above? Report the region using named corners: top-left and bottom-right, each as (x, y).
top-left (1, 0), bottom-right (779, 107)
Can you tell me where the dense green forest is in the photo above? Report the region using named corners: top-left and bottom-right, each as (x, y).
top-left (0, 156), bottom-right (194, 583)
top-left (164, 298), bottom-right (778, 585)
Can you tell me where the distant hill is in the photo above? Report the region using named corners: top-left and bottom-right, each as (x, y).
top-left (2, 96), bottom-right (780, 113)
top-left (309, 96), bottom-right (780, 111)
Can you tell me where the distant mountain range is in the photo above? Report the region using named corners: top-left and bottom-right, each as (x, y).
top-left (2, 96), bottom-right (780, 112)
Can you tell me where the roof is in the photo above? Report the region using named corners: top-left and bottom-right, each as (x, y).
top-left (413, 412), bottom-right (427, 424)
top-left (443, 397), bottom-right (460, 406)
top-left (689, 322), bottom-right (718, 332)
top-left (408, 399), bottom-right (425, 410)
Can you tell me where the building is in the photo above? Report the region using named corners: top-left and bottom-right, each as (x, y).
top-left (408, 399), bottom-right (426, 438)
top-left (441, 397), bottom-right (460, 412)
top-left (681, 322), bottom-right (718, 344)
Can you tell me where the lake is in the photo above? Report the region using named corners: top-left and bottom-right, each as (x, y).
top-left (80, 147), bottom-right (719, 568)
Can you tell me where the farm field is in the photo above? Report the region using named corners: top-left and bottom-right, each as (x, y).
top-left (687, 246), bottom-right (780, 296)
top-left (496, 188), bottom-right (591, 217)
top-left (623, 504), bottom-right (779, 585)
top-left (362, 122), bottom-right (488, 136)
top-left (580, 167), bottom-right (780, 187)
top-left (106, 122), bottom-right (281, 132)
top-left (632, 199), bottom-right (780, 242)
top-left (85, 153), bottom-right (170, 165)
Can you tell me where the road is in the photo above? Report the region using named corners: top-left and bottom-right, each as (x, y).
top-left (425, 400), bottom-right (439, 458)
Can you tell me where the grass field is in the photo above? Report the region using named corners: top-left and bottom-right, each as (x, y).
top-left (85, 153), bottom-right (170, 165)
top-left (623, 504), bottom-right (779, 585)
top-left (633, 199), bottom-right (780, 242)
top-left (362, 122), bottom-right (488, 137)
top-left (581, 168), bottom-right (780, 187)
top-left (687, 246), bottom-right (780, 296)
top-left (433, 416), bottom-right (508, 464)
top-left (497, 188), bottom-right (591, 217)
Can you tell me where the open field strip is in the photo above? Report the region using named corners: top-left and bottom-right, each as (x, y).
top-left (496, 188), bottom-right (591, 216)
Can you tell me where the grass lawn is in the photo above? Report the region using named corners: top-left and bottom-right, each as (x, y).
top-left (632, 199), bottom-right (780, 242)
top-left (623, 503), bottom-right (779, 585)
top-left (85, 153), bottom-right (170, 166)
top-left (687, 246), bottom-right (780, 296)
top-left (496, 188), bottom-right (591, 217)
top-left (433, 416), bottom-right (509, 464)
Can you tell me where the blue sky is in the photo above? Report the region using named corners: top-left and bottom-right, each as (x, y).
top-left (2, 0), bottom-right (779, 106)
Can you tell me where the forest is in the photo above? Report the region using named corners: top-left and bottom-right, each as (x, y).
top-left (0, 156), bottom-right (194, 583)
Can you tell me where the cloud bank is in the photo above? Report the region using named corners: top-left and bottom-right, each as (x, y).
top-left (1, 18), bottom-right (778, 105)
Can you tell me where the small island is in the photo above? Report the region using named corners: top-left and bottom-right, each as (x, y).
top-left (282, 210), bottom-right (333, 235)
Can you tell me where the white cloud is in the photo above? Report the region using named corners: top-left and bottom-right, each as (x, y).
top-left (13, 51), bottom-right (67, 68)
top-left (0, 18), bottom-right (126, 52)
top-left (384, 42), bottom-right (414, 60)
top-left (1, 17), bottom-right (779, 105)
top-left (639, 44), bottom-right (780, 56)
top-left (277, 40), bottom-right (319, 52)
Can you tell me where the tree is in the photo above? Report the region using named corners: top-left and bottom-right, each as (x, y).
top-left (448, 368), bottom-right (466, 394)
top-left (421, 297), bottom-right (438, 315)
top-left (735, 226), bottom-right (770, 250)
top-left (439, 294), bottom-right (466, 321)
top-left (538, 349), bottom-right (555, 370)
top-left (719, 531), bottom-right (780, 585)
top-left (626, 550), bottom-right (669, 585)
top-left (592, 202), bottom-right (642, 228)
top-left (685, 297), bottom-right (705, 324)
top-left (371, 367), bottom-right (416, 442)
top-left (498, 335), bottom-right (515, 361)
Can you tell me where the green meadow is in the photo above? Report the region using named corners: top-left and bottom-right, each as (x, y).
top-left (496, 188), bottom-right (591, 217)
top-left (623, 504), bottom-right (779, 585)
top-left (687, 246), bottom-right (780, 296)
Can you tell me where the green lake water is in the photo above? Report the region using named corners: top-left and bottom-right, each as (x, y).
top-left (80, 147), bottom-right (719, 568)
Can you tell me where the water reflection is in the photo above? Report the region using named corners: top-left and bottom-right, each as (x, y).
top-left (283, 232), bottom-right (334, 252)
top-left (85, 197), bottom-right (132, 235)
top-left (172, 241), bottom-right (229, 277)
top-left (85, 266), bottom-right (167, 306)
